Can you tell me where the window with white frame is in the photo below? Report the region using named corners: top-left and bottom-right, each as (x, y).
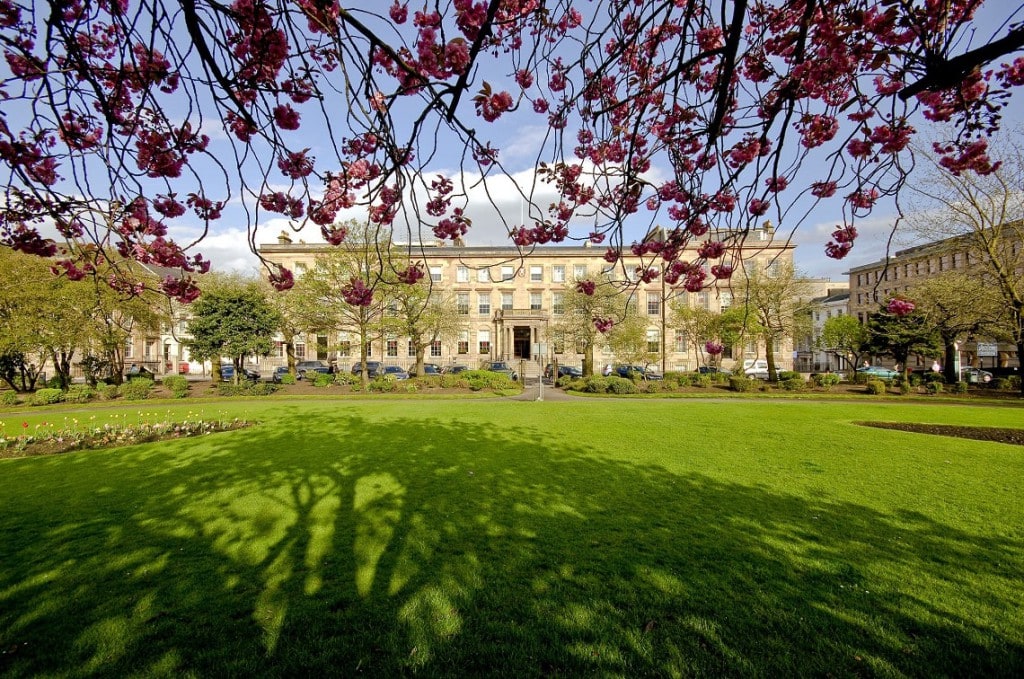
top-left (386, 338), bottom-right (398, 357)
top-left (478, 293), bottom-right (491, 315)
top-left (552, 291), bottom-right (564, 315)
top-left (574, 264), bottom-right (587, 280)
top-left (430, 340), bottom-right (442, 357)
top-left (552, 265), bottom-right (565, 283)
top-left (719, 291), bottom-right (732, 309)
top-left (456, 266), bottom-right (469, 282)
top-left (430, 266), bottom-right (442, 282)
top-left (646, 292), bottom-right (660, 315)
top-left (295, 262), bottom-right (308, 277)
top-left (338, 340), bottom-right (351, 357)
top-left (408, 341), bottom-right (416, 357)
top-left (530, 265), bottom-right (543, 282)
top-left (530, 292), bottom-right (542, 310)
top-left (478, 329), bottom-right (490, 355)
top-left (458, 331), bottom-right (469, 354)
top-left (647, 329), bottom-right (660, 353)
top-left (365, 342), bottom-right (373, 357)
top-left (674, 330), bottom-right (687, 353)
top-left (124, 341), bottom-right (134, 359)
top-left (295, 342), bottom-right (306, 359)
top-left (477, 267), bottom-right (490, 283)
top-left (501, 265), bottom-right (514, 281)
top-left (698, 291), bottom-right (710, 309)
top-left (456, 293), bottom-right (470, 315)
top-left (501, 292), bottom-right (513, 310)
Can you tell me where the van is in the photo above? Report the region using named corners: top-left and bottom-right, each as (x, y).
top-left (743, 359), bottom-right (769, 379)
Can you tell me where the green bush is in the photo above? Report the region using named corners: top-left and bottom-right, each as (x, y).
top-left (898, 379), bottom-right (912, 395)
top-left (606, 376), bottom-right (639, 394)
top-left (865, 380), bottom-right (887, 395)
top-left (246, 381), bottom-right (279, 396)
top-left (925, 381), bottom-right (943, 394)
top-left (118, 379), bottom-right (153, 400)
top-left (780, 377), bottom-right (805, 391)
top-left (555, 375), bottom-right (575, 389)
top-left (416, 375), bottom-right (442, 389)
top-left (99, 384), bottom-right (119, 400)
top-left (992, 377), bottom-right (1012, 391)
top-left (64, 385), bottom-right (94, 403)
top-left (368, 377), bottom-right (397, 392)
top-left (582, 376), bottom-right (611, 393)
top-left (1008, 375), bottom-right (1022, 390)
top-left (313, 372), bottom-right (333, 387)
top-left (0, 390), bottom-right (18, 406)
top-left (162, 374), bottom-right (190, 398)
top-left (922, 371), bottom-right (945, 384)
top-left (729, 376), bottom-right (755, 392)
top-left (31, 388), bottom-right (64, 405)
top-left (908, 373), bottom-right (922, 387)
top-left (694, 375), bottom-right (712, 388)
top-left (333, 372), bottom-right (357, 386)
top-left (279, 373), bottom-right (297, 385)
top-left (778, 370), bottom-right (802, 381)
top-left (811, 373), bottom-right (841, 390)
top-left (953, 381), bottom-right (969, 394)
top-left (463, 370), bottom-right (516, 391)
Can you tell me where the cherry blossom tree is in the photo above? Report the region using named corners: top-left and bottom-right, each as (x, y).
top-left (2, 0), bottom-right (1023, 302)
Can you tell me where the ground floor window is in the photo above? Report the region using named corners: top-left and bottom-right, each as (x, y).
top-left (386, 339), bottom-right (398, 357)
top-left (430, 340), bottom-right (442, 357)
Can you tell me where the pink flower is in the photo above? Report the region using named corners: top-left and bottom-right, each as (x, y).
top-left (705, 341), bottom-right (724, 356)
top-left (887, 298), bottom-right (915, 316)
top-left (273, 104), bottom-right (300, 130)
top-left (576, 280), bottom-right (596, 296)
top-left (594, 317), bottom-right (614, 333)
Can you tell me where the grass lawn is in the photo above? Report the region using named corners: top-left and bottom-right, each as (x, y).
top-left (1, 398), bottom-right (1023, 677)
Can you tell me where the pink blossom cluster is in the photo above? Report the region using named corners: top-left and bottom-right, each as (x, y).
top-left (825, 224), bottom-right (858, 260)
top-left (886, 298), bottom-right (916, 317)
top-left (593, 317), bottom-right (614, 333)
top-left (705, 341), bottom-right (724, 356)
top-left (397, 265), bottom-right (425, 284)
top-left (341, 278), bottom-right (373, 307)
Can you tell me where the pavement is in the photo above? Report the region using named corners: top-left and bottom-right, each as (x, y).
top-left (507, 380), bottom-right (583, 401)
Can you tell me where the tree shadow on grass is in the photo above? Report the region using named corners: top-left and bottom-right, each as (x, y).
top-left (1, 406), bottom-right (1023, 677)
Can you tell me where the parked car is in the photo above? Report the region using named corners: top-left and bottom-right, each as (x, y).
top-left (743, 359), bottom-right (770, 380)
top-left (408, 363), bottom-right (442, 377)
top-left (613, 364), bottom-right (663, 380)
top-left (856, 365), bottom-right (900, 380)
top-left (350, 361), bottom-right (383, 378)
top-left (445, 365), bottom-right (469, 374)
top-left (483, 361), bottom-right (518, 381)
top-left (124, 364), bottom-right (155, 381)
top-left (960, 366), bottom-right (993, 383)
top-left (381, 365), bottom-right (410, 380)
top-left (272, 366), bottom-right (293, 383)
top-left (295, 360), bottom-right (331, 379)
top-left (220, 364), bottom-right (261, 382)
top-left (544, 364), bottom-right (583, 379)
top-left (696, 366), bottom-right (732, 376)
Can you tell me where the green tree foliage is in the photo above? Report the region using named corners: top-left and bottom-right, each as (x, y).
top-left (606, 309), bottom-right (657, 373)
top-left (547, 278), bottom-right (622, 377)
top-left (186, 278), bottom-right (281, 383)
top-left (820, 315), bottom-right (871, 379)
top-left (390, 281), bottom-right (462, 377)
top-left (865, 309), bottom-right (942, 375)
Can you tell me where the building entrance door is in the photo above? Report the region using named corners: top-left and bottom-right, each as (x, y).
top-left (513, 326), bottom-right (531, 359)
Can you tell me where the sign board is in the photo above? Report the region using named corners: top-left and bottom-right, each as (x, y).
top-left (977, 342), bottom-right (998, 357)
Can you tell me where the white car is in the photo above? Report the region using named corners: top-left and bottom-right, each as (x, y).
top-left (743, 359), bottom-right (770, 379)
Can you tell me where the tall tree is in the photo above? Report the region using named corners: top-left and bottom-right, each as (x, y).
top-left (907, 135), bottom-right (1024, 392)
top-left (547, 277), bottom-right (622, 377)
top-left (2, 2), bottom-right (1022, 299)
top-left (606, 309), bottom-right (658, 374)
top-left (186, 278), bottom-right (282, 383)
top-left (731, 262), bottom-right (816, 381)
top-left (390, 282), bottom-right (462, 377)
top-left (819, 315), bottom-right (871, 378)
top-left (865, 308), bottom-right (942, 376)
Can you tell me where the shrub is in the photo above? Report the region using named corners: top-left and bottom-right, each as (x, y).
top-left (0, 390), bottom-right (18, 406)
top-left (953, 381), bottom-right (969, 394)
top-left (582, 376), bottom-right (611, 393)
top-left (162, 374), bottom-right (189, 398)
top-left (898, 379), bottom-right (911, 395)
top-left (908, 373), bottom-right (922, 386)
top-left (778, 370), bottom-right (802, 381)
top-left (1008, 375), bottom-right (1022, 391)
top-left (99, 384), bottom-right (119, 400)
top-left (246, 382), bottom-right (279, 396)
top-left (729, 376), bottom-right (756, 392)
top-left (925, 381), bottom-right (943, 394)
top-left (439, 374), bottom-right (467, 389)
top-left (416, 375), bottom-right (442, 389)
top-left (555, 375), bottom-right (575, 389)
top-left (368, 377), bottom-right (397, 392)
top-left (31, 388), bottom-right (64, 405)
top-left (279, 373), bottom-right (297, 385)
top-left (694, 375), bottom-right (712, 389)
top-left (606, 376), bottom-right (639, 394)
top-left (780, 377), bottom-right (805, 391)
top-left (922, 371), bottom-right (945, 384)
top-left (865, 380), bottom-right (887, 395)
top-left (811, 373), bottom-right (841, 390)
top-left (64, 385), bottom-right (94, 403)
top-left (993, 377), bottom-right (1012, 391)
top-left (333, 372), bottom-right (357, 386)
top-left (313, 372), bottom-right (333, 387)
top-left (463, 370), bottom-right (516, 391)
top-left (562, 377), bottom-right (586, 391)
top-left (118, 379), bottom-right (153, 400)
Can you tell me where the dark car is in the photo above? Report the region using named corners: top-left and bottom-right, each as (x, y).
top-left (408, 363), bottom-right (442, 377)
top-left (381, 365), bottom-right (410, 380)
top-left (272, 366), bottom-right (293, 383)
top-left (544, 364), bottom-right (583, 379)
top-left (696, 366), bottom-right (732, 376)
top-left (124, 364), bottom-right (155, 381)
top-left (445, 365), bottom-right (469, 374)
top-left (220, 364), bottom-right (260, 382)
top-left (351, 361), bottom-right (383, 378)
top-left (483, 361), bottom-right (518, 381)
top-left (615, 364), bottom-right (663, 380)
top-left (295, 360), bottom-right (331, 380)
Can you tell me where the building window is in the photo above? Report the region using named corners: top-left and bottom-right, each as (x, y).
top-left (386, 338), bottom-right (398, 357)
top-left (365, 342), bottom-right (373, 357)
top-left (456, 266), bottom-right (469, 283)
top-left (430, 266), bottom-right (442, 282)
top-left (457, 293), bottom-right (470, 315)
top-left (295, 262), bottom-right (308, 277)
top-left (697, 291), bottom-right (710, 309)
top-left (719, 291), bottom-right (732, 309)
top-left (386, 301), bottom-right (398, 316)
top-left (295, 342), bottom-right (306, 360)
top-left (124, 341), bottom-right (134, 359)
top-left (478, 293), bottom-right (491, 315)
top-left (430, 340), bottom-right (442, 357)
top-left (646, 292), bottom-right (660, 316)
top-left (530, 265), bottom-right (543, 282)
top-left (478, 330), bottom-right (490, 355)
top-left (408, 341), bottom-right (416, 357)
top-left (338, 340), bottom-right (351, 357)
top-left (553, 265), bottom-right (565, 283)
top-left (478, 267), bottom-right (490, 283)
top-left (674, 331), bottom-right (687, 353)
top-left (458, 331), bottom-right (469, 354)
top-left (501, 292), bottom-right (513, 310)
top-left (501, 265), bottom-right (514, 281)
top-left (552, 292), bottom-right (564, 315)
top-left (574, 264), bottom-right (587, 280)
top-left (530, 292), bottom-right (542, 310)
top-left (647, 329), bottom-right (659, 353)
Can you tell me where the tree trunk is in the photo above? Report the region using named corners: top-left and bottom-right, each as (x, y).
top-left (415, 345), bottom-right (426, 377)
top-left (582, 342), bottom-right (594, 377)
top-left (765, 338), bottom-right (778, 382)
top-left (942, 336), bottom-right (959, 385)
